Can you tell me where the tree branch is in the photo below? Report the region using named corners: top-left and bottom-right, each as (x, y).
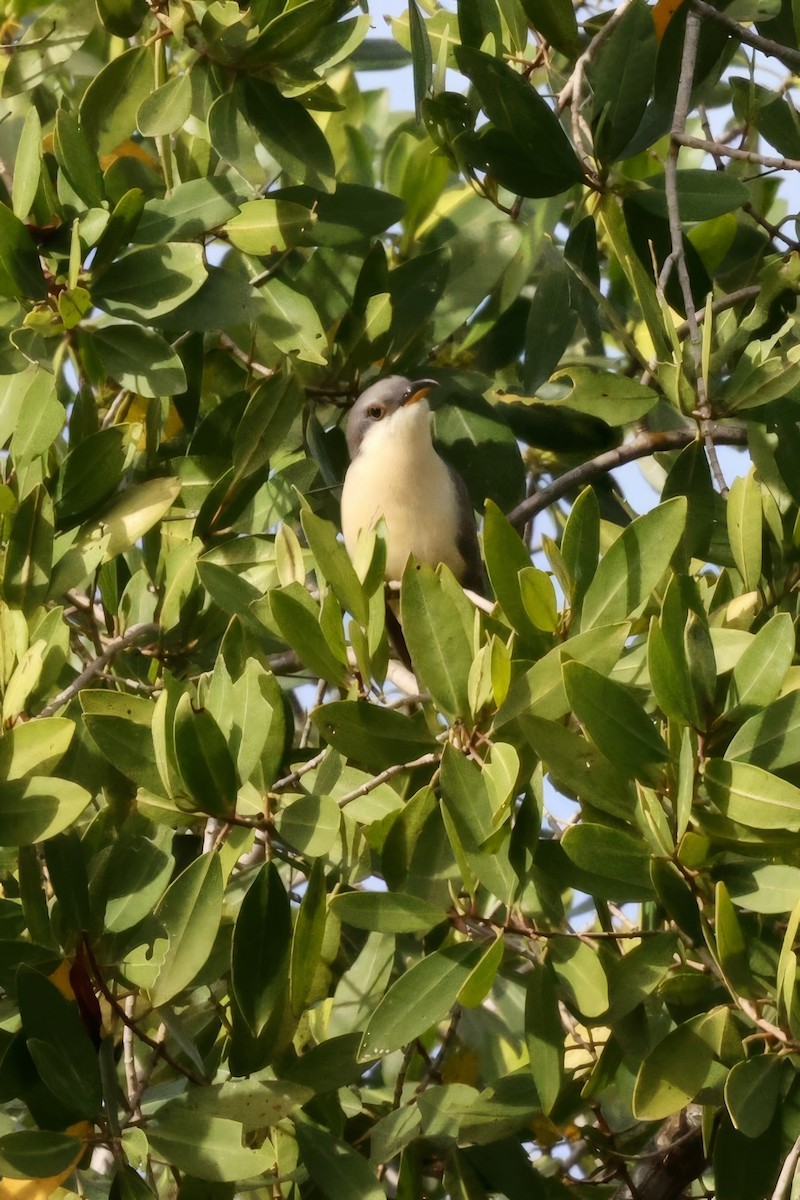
top-left (674, 132), bottom-right (800, 172)
top-left (506, 425), bottom-right (747, 527)
top-left (691, 0), bottom-right (800, 68)
top-left (337, 752), bottom-right (440, 807)
top-left (36, 624), bottom-right (160, 719)
top-left (662, 11), bottom-right (729, 493)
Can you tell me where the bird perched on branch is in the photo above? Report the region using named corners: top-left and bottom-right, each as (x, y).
top-left (341, 376), bottom-right (485, 594)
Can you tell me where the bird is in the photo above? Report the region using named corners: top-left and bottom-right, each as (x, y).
top-left (341, 376), bottom-right (485, 594)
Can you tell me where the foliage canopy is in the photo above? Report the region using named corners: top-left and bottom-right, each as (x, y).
top-left (2, 0), bottom-right (800, 1196)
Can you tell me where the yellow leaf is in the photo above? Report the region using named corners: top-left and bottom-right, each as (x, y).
top-left (652, 0), bottom-right (686, 39)
top-left (0, 1124), bottom-right (91, 1199)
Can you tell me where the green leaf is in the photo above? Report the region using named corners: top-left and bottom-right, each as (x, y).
top-left (17, 964), bottom-right (102, 1120)
top-left (726, 690), bottom-right (800, 774)
top-left (548, 937), bottom-right (608, 1019)
top-left (651, 857), bottom-right (702, 940)
top-left (724, 864), bottom-right (800, 913)
top-left (295, 1118), bottom-right (385, 1200)
top-left (561, 823), bottom-right (652, 893)
top-left (715, 881), bottom-right (754, 996)
top-left (79, 476), bottom-right (181, 559)
top-left (0, 776), bottom-right (92, 845)
top-left (725, 612), bottom-right (793, 715)
top-left (270, 583), bottom-right (348, 686)
top-left (137, 72), bottom-right (192, 137)
top-left (0, 1130), bottom-right (82, 1179)
top-left (89, 323), bottom-right (187, 397)
top-left (290, 859), bottom-right (327, 1014)
top-left (244, 0), bottom-right (343, 65)
top-left (727, 468), bottom-right (762, 591)
top-left (173, 692), bottom-right (238, 818)
top-left (579, 497), bottom-right (687, 630)
top-left (524, 962), bottom-right (563, 1114)
top-left (548, 367), bottom-right (658, 425)
top-left (260, 277), bottom-right (328, 365)
top-left (10, 370), bottom-right (63, 467)
top-left (96, 0), bottom-right (149, 36)
top-left (455, 47), bottom-right (583, 196)
top-left (313, 700), bottom-right (435, 772)
top-left (331, 891), bottom-right (446, 933)
top-left (3, 485), bottom-right (53, 614)
top-left (92, 244), bottom-right (207, 321)
top-left (634, 170), bottom-right (750, 221)
top-left (12, 106), bottom-right (43, 221)
top-left (146, 1109), bottom-right (273, 1182)
top-left (483, 500), bottom-right (547, 647)
top-left (92, 188), bottom-right (146, 270)
top-left (563, 661), bottom-right (669, 783)
top-left (400, 561), bottom-right (472, 719)
top-left (409, 0), bottom-right (433, 121)
top-left (302, 509), bottom-right (369, 627)
top-left (633, 1015), bottom-right (715, 1119)
top-left (242, 79), bottom-right (335, 183)
top-left (714, 1112), bottom-right (784, 1200)
top-left (606, 933), bottom-right (679, 1020)
top-left (272, 183), bottom-right (405, 247)
top-left (519, 0), bottom-right (580, 57)
top-left (133, 178), bottom-right (239, 244)
top-left (359, 942), bottom-right (486, 1060)
top-left (705, 759), bottom-right (800, 830)
top-left (0, 203), bottom-right (47, 300)
top-left (149, 852), bottom-right (224, 1007)
top-left (81, 690), bottom-right (163, 794)
top-left (522, 264), bottom-right (578, 391)
top-left (103, 835), bottom-right (174, 934)
top-left (521, 715), bottom-right (637, 821)
top-left (54, 426), bottom-right (128, 522)
top-left (431, 391), bottom-right (526, 515)
top-left (274, 793), bottom-right (340, 857)
top-left (223, 198), bottom-right (316, 255)
top-left (0, 719), bottom-right (74, 780)
top-left (54, 109), bottom-right (105, 209)
top-left (79, 45), bottom-right (153, 155)
top-left (725, 1055), bottom-right (783, 1138)
top-left (588, 0), bottom-right (656, 162)
top-left (231, 862), bottom-right (291, 1037)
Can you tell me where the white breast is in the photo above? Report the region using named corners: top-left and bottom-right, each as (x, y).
top-left (341, 407), bottom-right (466, 582)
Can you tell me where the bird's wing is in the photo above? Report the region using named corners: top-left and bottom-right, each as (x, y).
top-left (447, 465), bottom-right (487, 596)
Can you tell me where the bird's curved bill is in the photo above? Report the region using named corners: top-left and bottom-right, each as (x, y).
top-left (401, 379), bottom-right (438, 406)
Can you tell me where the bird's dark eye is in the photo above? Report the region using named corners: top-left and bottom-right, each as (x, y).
top-left (368, 404), bottom-right (384, 420)
top-left (401, 388), bottom-right (412, 401)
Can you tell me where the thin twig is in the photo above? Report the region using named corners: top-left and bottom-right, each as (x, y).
top-left (641, 284), bottom-right (763, 386)
top-left (663, 11), bottom-right (728, 493)
top-left (36, 624), bottom-right (160, 718)
top-left (771, 1134), bottom-right (800, 1200)
top-left (123, 995), bottom-right (140, 1117)
top-left (691, 0), bottom-right (800, 68)
top-left (337, 752), bottom-right (440, 807)
top-left (506, 425), bottom-right (747, 527)
top-left (272, 748), bottom-right (328, 793)
top-left (674, 131), bottom-right (800, 172)
top-left (82, 937), bottom-right (208, 1086)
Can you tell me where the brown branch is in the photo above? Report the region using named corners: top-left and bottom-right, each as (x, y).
top-left (82, 937), bottom-right (208, 1087)
top-left (506, 425), bottom-right (747, 527)
top-left (691, 0), bottom-right (800, 68)
top-left (663, 11), bottom-right (728, 493)
top-left (36, 624), bottom-right (160, 718)
top-left (337, 752), bottom-right (440, 807)
top-left (674, 132), bottom-right (800, 172)
top-left (462, 912), bottom-right (660, 942)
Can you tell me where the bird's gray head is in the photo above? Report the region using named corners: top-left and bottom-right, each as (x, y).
top-left (346, 376), bottom-right (438, 459)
